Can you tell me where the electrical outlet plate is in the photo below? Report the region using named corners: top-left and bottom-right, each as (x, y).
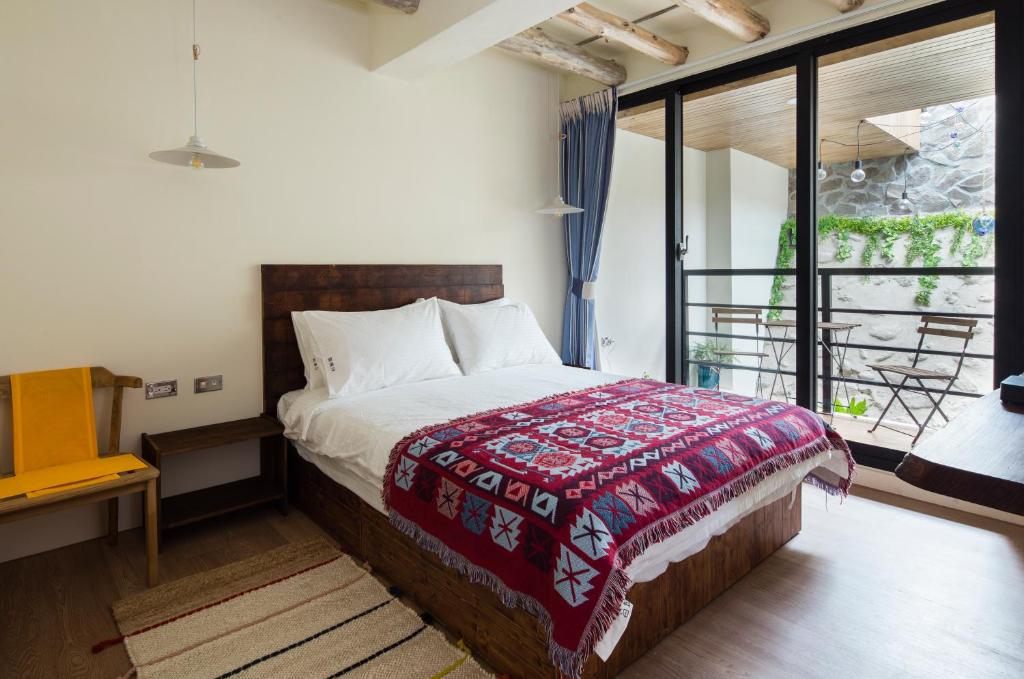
top-left (145, 379), bottom-right (177, 400)
top-left (194, 374), bottom-right (223, 394)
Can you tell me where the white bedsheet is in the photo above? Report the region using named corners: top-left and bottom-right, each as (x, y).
top-left (279, 365), bottom-right (848, 658)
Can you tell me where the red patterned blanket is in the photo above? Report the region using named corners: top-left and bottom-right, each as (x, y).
top-left (383, 379), bottom-right (853, 678)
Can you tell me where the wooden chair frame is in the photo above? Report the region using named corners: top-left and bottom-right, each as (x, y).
top-left (867, 316), bottom-right (977, 444)
top-left (0, 367), bottom-right (160, 586)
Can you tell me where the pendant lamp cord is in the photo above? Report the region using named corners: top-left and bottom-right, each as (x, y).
top-left (855, 120), bottom-right (862, 162)
top-left (554, 76), bottom-right (562, 199)
top-left (192, 0), bottom-right (200, 138)
top-left (903, 150), bottom-right (909, 194)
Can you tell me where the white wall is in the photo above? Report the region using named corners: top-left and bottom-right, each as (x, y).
top-left (597, 131), bottom-right (665, 378)
top-left (705, 148), bottom-right (734, 385)
top-left (682, 146), bottom-right (709, 339)
top-left (706, 149), bottom-right (789, 393)
top-left (0, 0), bottom-right (565, 562)
top-left (597, 132), bottom-right (708, 381)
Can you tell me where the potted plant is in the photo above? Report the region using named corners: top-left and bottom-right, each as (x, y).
top-left (690, 340), bottom-right (733, 389)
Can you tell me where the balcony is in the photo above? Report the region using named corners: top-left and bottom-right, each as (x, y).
top-left (683, 266), bottom-right (994, 456)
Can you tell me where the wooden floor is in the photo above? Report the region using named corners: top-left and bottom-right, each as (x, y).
top-left (2, 486), bottom-right (1022, 679)
top-left (829, 413), bottom-right (917, 453)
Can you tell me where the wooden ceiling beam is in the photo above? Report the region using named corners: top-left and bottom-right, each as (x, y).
top-left (367, 0), bottom-right (419, 14)
top-left (672, 0), bottom-right (770, 42)
top-left (819, 0), bottom-right (865, 12)
top-left (557, 3), bottom-right (688, 66)
top-left (497, 27), bottom-right (627, 86)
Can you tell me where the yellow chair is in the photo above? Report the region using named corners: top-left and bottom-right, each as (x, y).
top-left (0, 367), bottom-right (160, 586)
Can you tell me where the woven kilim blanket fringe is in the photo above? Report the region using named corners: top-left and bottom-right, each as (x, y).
top-left (383, 379), bottom-right (853, 678)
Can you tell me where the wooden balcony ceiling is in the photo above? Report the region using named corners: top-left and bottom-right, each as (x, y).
top-left (617, 15), bottom-right (994, 167)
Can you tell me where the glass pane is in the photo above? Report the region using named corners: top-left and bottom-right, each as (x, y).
top-left (815, 14), bottom-right (996, 452)
top-left (678, 67), bottom-right (797, 399)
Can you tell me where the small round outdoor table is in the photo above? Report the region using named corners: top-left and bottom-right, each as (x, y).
top-left (761, 320), bottom-right (862, 411)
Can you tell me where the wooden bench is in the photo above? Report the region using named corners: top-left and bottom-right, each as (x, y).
top-left (0, 367), bottom-right (160, 586)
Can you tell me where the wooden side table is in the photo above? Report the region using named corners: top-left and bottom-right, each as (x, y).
top-left (141, 416), bottom-right (287, 548)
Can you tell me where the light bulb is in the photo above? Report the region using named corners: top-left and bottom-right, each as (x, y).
top-left (850, 160), bottom-right (865, 183)
top-left (816, 162), bottom-right (827, 181)
top-left (190, 153), bottom-right (204, 170)
top-left (898, 191), bottom-right (912, 211)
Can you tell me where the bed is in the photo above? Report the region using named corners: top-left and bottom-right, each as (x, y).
top-left (261, 264), bottom-right (852, 679)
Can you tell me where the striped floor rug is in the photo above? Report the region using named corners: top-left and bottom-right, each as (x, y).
top-left (105, 539), bottom-right (492, 679)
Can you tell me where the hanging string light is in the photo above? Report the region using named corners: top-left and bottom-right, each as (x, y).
top-left (898, 149), bottom-right (913, 212)
top-left (816, 138), bottom-right (827, 181)
top-left (973, 124), bottom-right (995, 236)
top-left (850, 120), bottom-right (866, 183)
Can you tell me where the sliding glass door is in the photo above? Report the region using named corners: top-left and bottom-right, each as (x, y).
top-left (654, 69), bottom-right (802, 402)
top-left (618, 0), bottom-right (1021, 470)
top-left (814, 14), bottom-right (996, 458)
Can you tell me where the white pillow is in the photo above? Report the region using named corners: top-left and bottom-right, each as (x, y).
top-left (434, 297), bottom-right (510, 363)
top-left (291, 312), bottom-right (326, 390)
top-left (442, 302), bottom-right (562, 375)
top-left (304, 299), bottom-right (460, 398)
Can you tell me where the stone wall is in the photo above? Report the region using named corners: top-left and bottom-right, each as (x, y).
top-left (773, 97), bottom-right (996, 427)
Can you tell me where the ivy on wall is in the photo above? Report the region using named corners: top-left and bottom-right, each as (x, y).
top-left (768, 211), bottom-right (993, 319)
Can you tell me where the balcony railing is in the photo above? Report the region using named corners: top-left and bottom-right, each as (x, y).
top-left (682, 266), bottom-right (995, 415)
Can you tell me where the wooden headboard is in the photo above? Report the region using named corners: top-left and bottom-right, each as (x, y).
top-left (260, 264), bottom-right (503, 415)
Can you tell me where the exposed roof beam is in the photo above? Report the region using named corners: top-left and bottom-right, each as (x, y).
top-left (819, 0), bottom-right (865, 12)
top-left (367, 0), bottom-right (420, 14)
top-left (558, 3), bottom-right (688, 66)
top-left (497, 27), bottom-right (626, 86)
top-left (671, 0), bottom-right (770, 42)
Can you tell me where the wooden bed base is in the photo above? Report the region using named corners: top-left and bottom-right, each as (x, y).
top-left (290, 450), bottom-right (801, 679)
top-left (263, 264), bottom-right (803, 678)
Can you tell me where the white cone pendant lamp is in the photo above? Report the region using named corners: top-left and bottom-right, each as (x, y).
top-left (537, 189), bottom-right (584, 216)
top-left (150, 0), bottom-right (239, 170)
top-left (536, 130), bottom-right (583, 216)
top-left (536, 83), bottom-right (582, 216)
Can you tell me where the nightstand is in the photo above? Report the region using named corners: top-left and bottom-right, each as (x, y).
top-left (141, 415), bottom-right (287, 549)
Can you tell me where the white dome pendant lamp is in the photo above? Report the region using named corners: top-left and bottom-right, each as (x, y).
top-left (150, 0), bottom-right (239, 170)
top-left (536, 83), bottom-right (582, 216)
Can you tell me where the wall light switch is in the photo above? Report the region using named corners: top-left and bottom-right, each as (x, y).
top-left (145, 379), bottom-right (177, 399)
top-left (194, 375), bottom-right (223, 394)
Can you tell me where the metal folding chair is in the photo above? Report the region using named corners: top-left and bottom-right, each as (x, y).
top-left (711, 307), bottom-right (769, 398)
top-left (867, 315), bottom-right (977, 444)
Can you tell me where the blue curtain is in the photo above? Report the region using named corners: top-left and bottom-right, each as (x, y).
top-left (560, 88), bottom-right (617, 369)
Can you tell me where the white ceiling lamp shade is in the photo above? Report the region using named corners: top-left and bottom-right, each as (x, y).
top-left (150, 0), bottom-right (238, 170)
top-left (536, 191), bottom-right (584, 216)
top-left (149, 135), bottom-right (239, 169)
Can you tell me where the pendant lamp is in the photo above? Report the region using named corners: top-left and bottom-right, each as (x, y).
top-left (536, 186), bottom-right (584, 216)
top-left (536, 83), bottom-right (582, 216)
top-left (850, 120), bottom-right (865, 183)
top-left (150, 0), bottom-right (239, 169)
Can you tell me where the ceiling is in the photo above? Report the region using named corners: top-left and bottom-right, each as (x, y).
top-left (616, 16), bottom-right (995, 167)
top-left (539, 0), bottom-right (776, 62)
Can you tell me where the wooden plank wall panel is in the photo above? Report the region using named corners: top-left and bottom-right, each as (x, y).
top-left (261, 264), bottom-right (502, 294)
